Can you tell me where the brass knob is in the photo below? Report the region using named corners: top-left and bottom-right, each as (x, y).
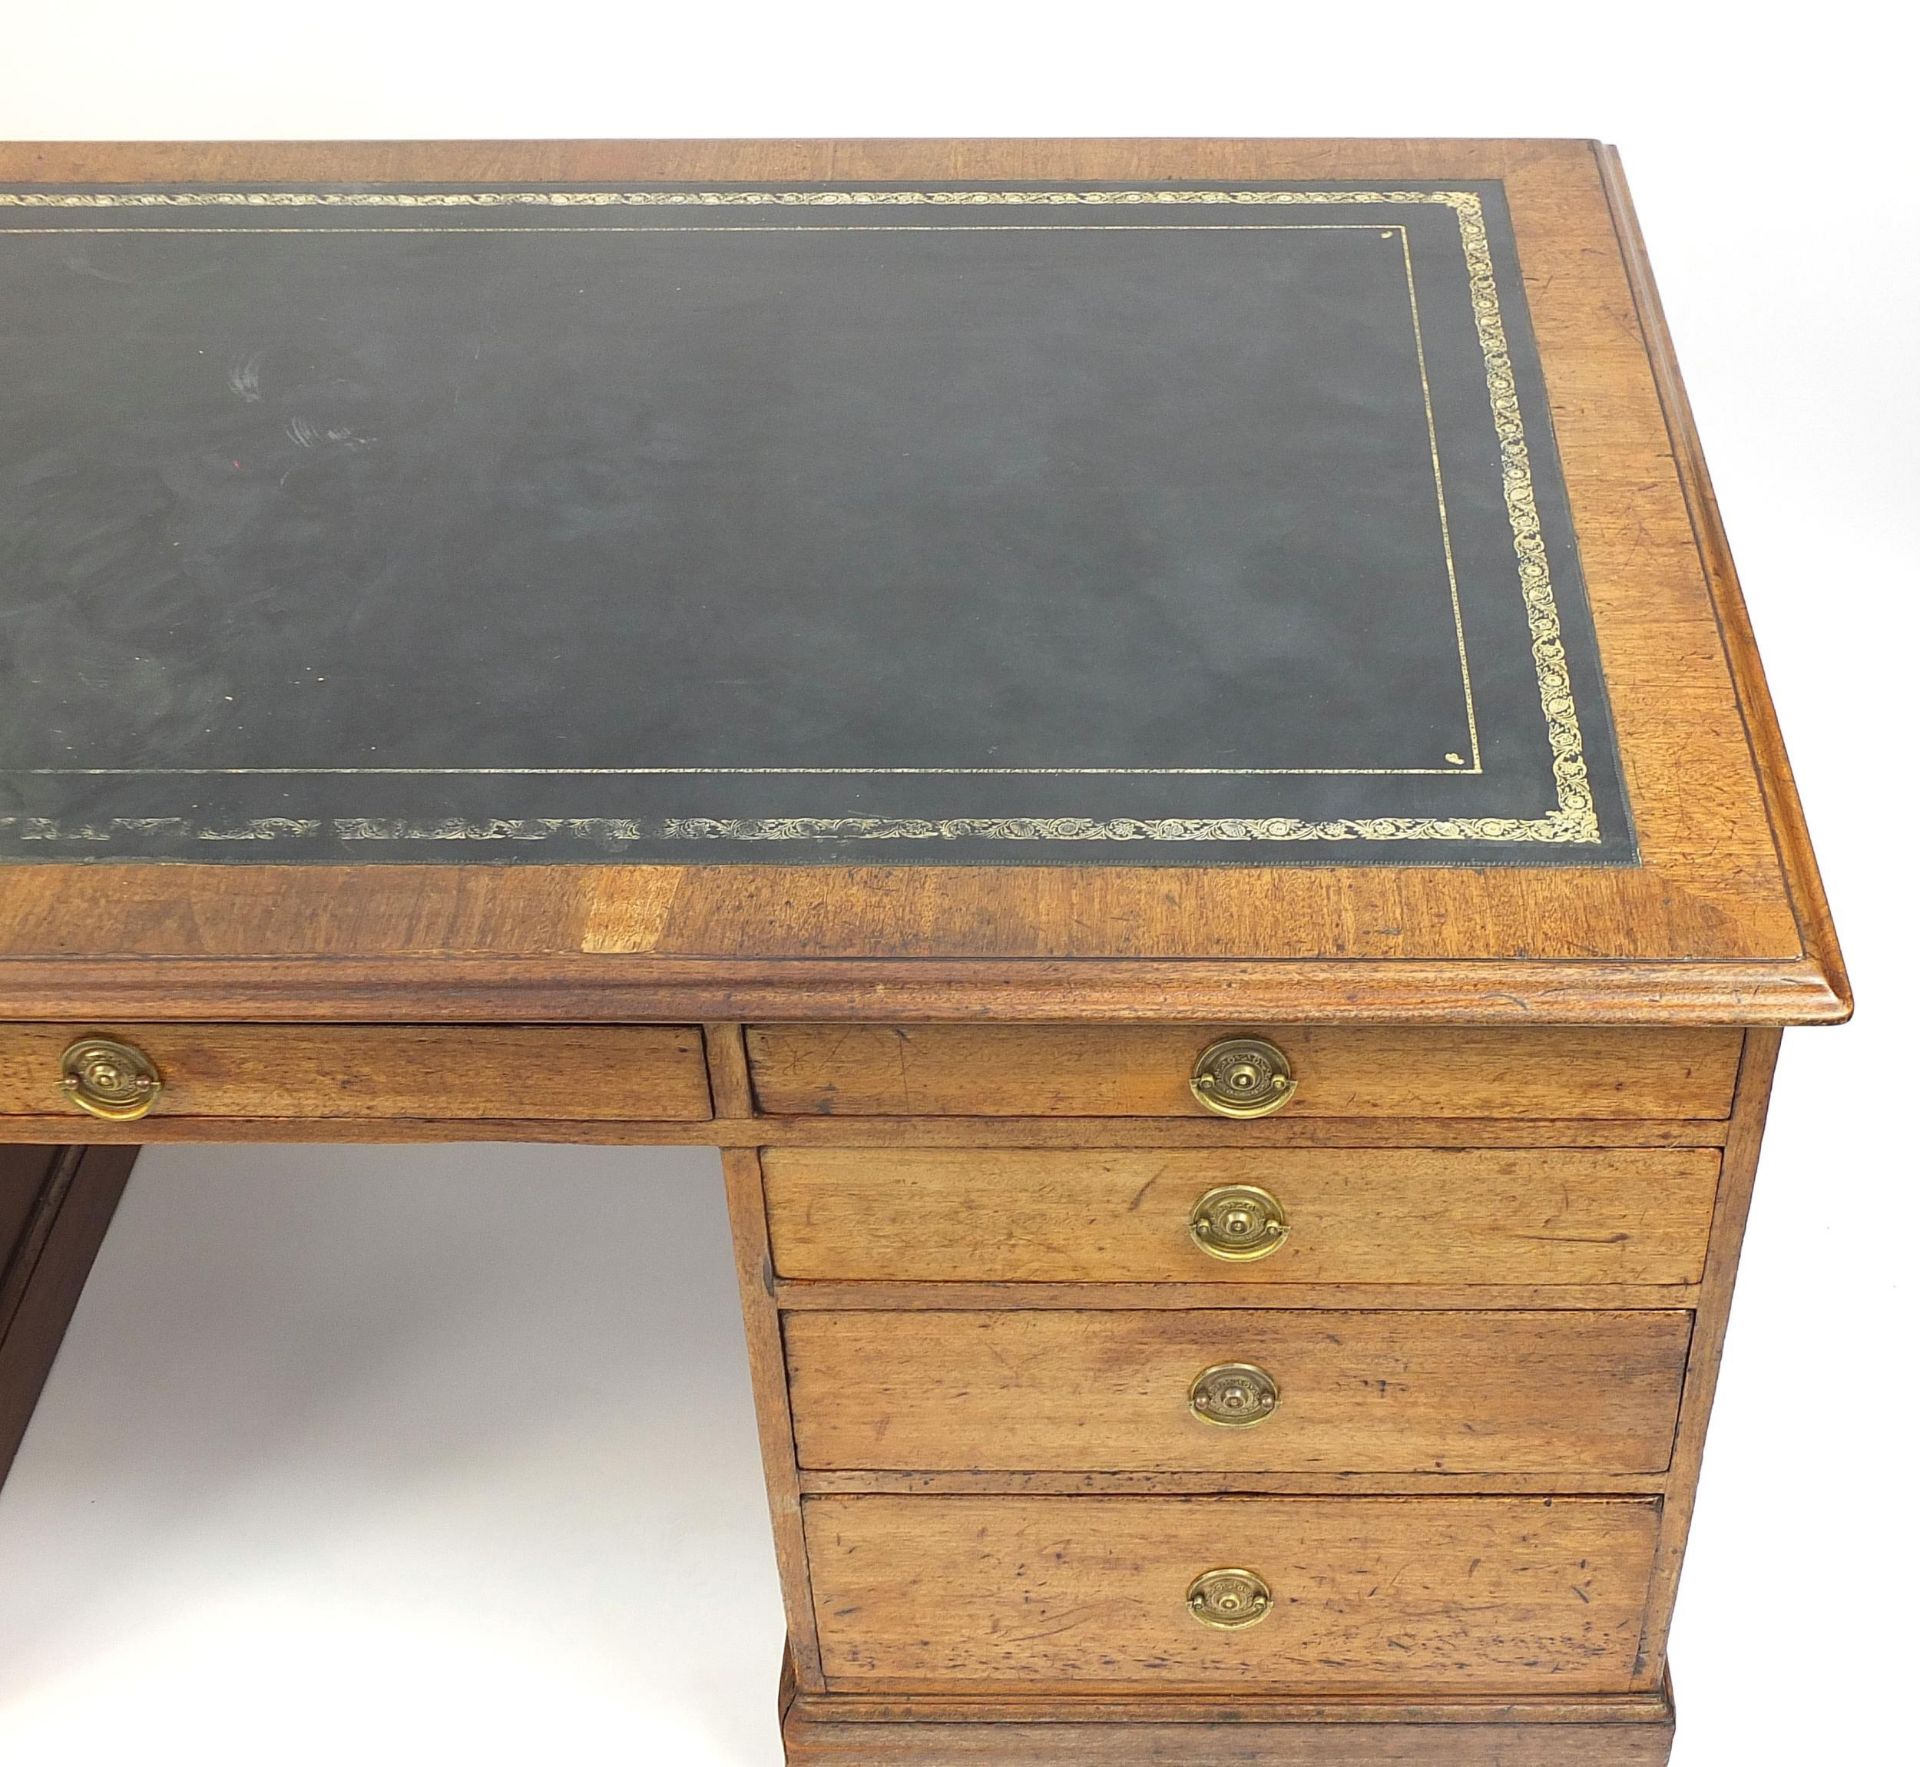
top-left (60, 1037), bottom-right (162, 1122)
top-left (1189, 1184), bottom-right (1290, 1262)
top-left (1190, 1036), bottom-right (1296, 1119)
top-left (1189, 1362), bottom-right (1280, 1427)
top-left (1187, 1568), bottom-right (1273, 1630)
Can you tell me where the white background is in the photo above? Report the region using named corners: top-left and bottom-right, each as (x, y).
top-left (1, 6), bottom-right (1913, 1763)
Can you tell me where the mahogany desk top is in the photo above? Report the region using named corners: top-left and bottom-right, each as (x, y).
top-left (0, 138), bottom-right (1845, 1031)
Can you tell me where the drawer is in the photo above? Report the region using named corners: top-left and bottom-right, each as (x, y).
top-left (764, 1147), bottom-right (1721, 1285)
top-left (804, 1495), bottom-right (1661, 1692)
top-left (746, 1024), bottom-right (1743, 1119)
top-left (0, 1023), bottom-right (711, 1122)
top-left (786, 1309), bottom-right (1691, 1474)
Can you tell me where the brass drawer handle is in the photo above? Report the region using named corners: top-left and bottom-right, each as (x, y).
top-left (1189, 1184), bottom-right (1290, 1262)
top-left (1187, 1568), bottom-right (1273, 1630)
top-left (1189, 1362), bottom-right (1279, 1427)
top-left (1190, 1036), bottom-right (1296, 1118)
top-left (60, 1036), bottom-right (162, 1122)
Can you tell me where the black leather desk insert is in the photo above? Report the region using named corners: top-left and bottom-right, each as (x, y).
top-left (0, 183), bottom-right (1632, 865)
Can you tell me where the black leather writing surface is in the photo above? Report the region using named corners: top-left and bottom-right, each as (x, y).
top-left (0, 183), bottom-right (1633, 865)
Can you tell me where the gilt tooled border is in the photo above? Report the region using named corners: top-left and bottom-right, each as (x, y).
top-left (0, 187), bottom-right (1600, 846)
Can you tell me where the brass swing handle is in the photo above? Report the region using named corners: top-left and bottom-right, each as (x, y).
top-left (1188, 1362), bottom-right (1280, 1427)
top-left (1189, 1036), bottom-right (1296, 1119)
top-left (60, 1037), bottom-right (163, 1122)
top-left (1187, 1567), bottom-right (1274, 1629)
top-left (1188, 1184), bottom-right (1290, 1263)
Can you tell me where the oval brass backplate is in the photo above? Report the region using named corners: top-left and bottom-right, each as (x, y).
top-left (60, 1036), bottom-right (162, 1122)
top-left (1188, 1184), bottom-right (1290, 1263)
top-left (1189, 1362), bottom-right (1280, 1428)
top-left (1186, 1567), bottom-right (1273, 1630)
top-left (1189, 1036), bottom-right (1297, 1119)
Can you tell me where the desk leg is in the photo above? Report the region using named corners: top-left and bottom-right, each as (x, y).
top-left (0, 1143), bottom-right (136, 1484)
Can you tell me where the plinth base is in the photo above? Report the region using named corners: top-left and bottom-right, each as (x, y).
top-left (779, 1658), bottom-right (1677, 1766)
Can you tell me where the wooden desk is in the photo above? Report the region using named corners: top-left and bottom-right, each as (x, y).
top-left (0, 139), bottom-right (1847, 1766)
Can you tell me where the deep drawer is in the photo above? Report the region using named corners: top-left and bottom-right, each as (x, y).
top-left (803, 1494), bottom-right (1662, 1692)
top-left (763, 1146), bottom-right (1721, 1285)
top-left (746, 1024), bottom-right (1743, 1119)
top-left (0, 1023), bottom-right (712, 1123)
top-left (785, 1309), bottom-right (1692, 1474)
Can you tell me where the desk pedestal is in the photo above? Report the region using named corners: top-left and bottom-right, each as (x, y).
top-left (0, 1143), bottom-right (132, 1480)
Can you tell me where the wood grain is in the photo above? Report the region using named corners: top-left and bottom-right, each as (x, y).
top-left (721, 1147), bottom-right (827, 1689)
top-left (777, 1281), bottom-right (1702, 1314)
top-left (781, 1665), bottom-right (1678, 1765)
top-left (747, 1025), bottom-right (1743, 1119)
top-left (702, 1022), bottom-right (757, 1117)
top-left (0, 139), bottom-right (1846, 1028)
top-left (786, 1708), bottom-right (1674, 1766)
top-left (1596, 149), bottom-right (1849, 1027)
top-left (763, 1147), bottom-right (1722, 1286)
top-left (0, 954), bottom-right (1843, 1028)
top-left (1632, 1029), bottom-right (1780, 1679)
top-left (0, 1111), bottom-right (1732, 1149)
top-left (784, 1310), bottom-right (1691, 1475)
top-left (0, 1022), bottom-right (711, 1122)
top-left (784, 1716), bottom-right (1675, 1765)
top-left (785, 1670), bottom-right (1680, 1724)
top-left (796, 1469), bottom-right (1669, 1497)
top-left (802, 1495), bottom-right (1663, 1692)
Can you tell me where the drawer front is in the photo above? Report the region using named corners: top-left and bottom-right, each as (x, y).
top-left (747, 1024), bottom-right (1743, 1119)
top-left (764, 1147), bottom-right (1721, 1286)
top-left (0, 1023), bottom-right (711, 1122)
top-left (786, 1309), bottom-right (1691, 1474)
top-left (804, 1495), bottom-right (1661, 1691)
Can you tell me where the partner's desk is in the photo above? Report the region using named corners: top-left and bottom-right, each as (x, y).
top-left (0, 139), bottom-right (1847, 1765)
